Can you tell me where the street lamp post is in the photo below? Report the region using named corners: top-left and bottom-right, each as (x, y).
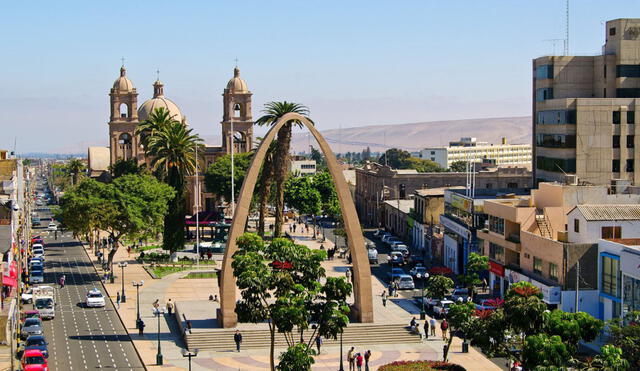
top-left (154, 308), bottom-right (165, 365)
top-left (338, 330), bottom-right (344, 371)
top-left (118, 261), bottom-right (128, 303)
top-left (133, 280), bottom-right (144, 329)
top-left (420, 273), bottom-right (429, 320)
top-left (182, 348), bottom-right (199, 371)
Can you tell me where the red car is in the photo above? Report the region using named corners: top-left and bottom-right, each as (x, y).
top-left (21, 310), bottom-right (40, 322)
top-left (24, 364), bottom-right (48, 371)
top-left (21, 349), bottom-right (47, 370)
top-left (31, 237), bottom-right (43, 244)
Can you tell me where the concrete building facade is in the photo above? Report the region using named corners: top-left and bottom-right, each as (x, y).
top-left (419, 137), bottom-right (531, 169)
top-left (533, 19), bottom-right (640, 186)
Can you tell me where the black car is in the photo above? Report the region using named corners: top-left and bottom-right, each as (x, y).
top-left (24, 335), bottom-right (49, 358)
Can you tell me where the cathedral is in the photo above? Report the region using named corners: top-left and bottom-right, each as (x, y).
top-left (87, 65), bottom-right (254, 213)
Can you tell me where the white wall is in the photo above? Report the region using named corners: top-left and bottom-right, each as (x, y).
top-left (420, 148), bottom-right (448, 168)
top-left (567, 209), bottom-right (640, 243)
top-left (444, 234), bottom-right (459, 274)
top-left (561, 290), bottom-right (599, 318)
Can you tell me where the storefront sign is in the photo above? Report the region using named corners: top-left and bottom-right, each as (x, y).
top-left (439, 215), bottom-right (471, 240)
top-left (505, 269), bottom-right (561, 304)
top-left (446, 192), bottom-right (473, 213)
top-left (489, 261), bottom-right (505, 277)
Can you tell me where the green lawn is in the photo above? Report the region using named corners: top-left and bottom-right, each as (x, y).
top-left (150, 265), bottom-right (191, 278)
top-left (135, 244), bottom-right (161, 252)
top-left (182, 271), bottom-right (217, 279)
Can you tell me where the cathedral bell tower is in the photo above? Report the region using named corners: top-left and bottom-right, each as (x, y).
top-left (108, 65), bottom-right (140, 166)
top-left (221, 67), bottom-right (253, 154)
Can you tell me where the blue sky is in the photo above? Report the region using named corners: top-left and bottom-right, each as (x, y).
top-left (1, 1), bottom-right (638, 153)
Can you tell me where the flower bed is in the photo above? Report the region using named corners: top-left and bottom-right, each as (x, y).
top-left (378, 360), bottom-right (466, 371)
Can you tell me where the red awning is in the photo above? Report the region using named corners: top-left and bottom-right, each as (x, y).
top-left (2, 275), bottom-right (17, 287)
top-left (9, 261), bottom-right (17, 279)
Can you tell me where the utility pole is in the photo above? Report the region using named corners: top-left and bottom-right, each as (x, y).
top-left (574, 260), bottom-right (579, 313)
top-left (195, 143), bottom-right (199, 271)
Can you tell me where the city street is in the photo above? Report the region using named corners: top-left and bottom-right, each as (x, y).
top-left (32, 207), bottom-right (144, 370)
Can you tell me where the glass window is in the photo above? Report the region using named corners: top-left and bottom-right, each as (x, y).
top-left (616, 65), bottom-right (640, 78)
top-left (549, 263), bottom-right (558, 281)
top-left (602, 255), bottom-right (620, 298)
top-left (602, 226), bottom-right (622, 239)
top-left (536, 110), bottom-right (576, 125)
top-left (489, 215), bottom-right (505, 235)
top-left (627, 159), bottom-right (635, 172)
top-left (613, 160), bottom-right (621, 173)
top-left (617, 88), bottom-right (640, 98)
top-left (536, 156), bottom-right (576, 173)
top-left (534, 257), bottom-right (543, 274)
top-left (536, 134), bottom-right (576, 148)
top-left (610, 27), bottom-right (616, 36)
top-left (623, 275), bottom-right (640, 316)
top-left (536, 65), bottom-right (554, 79)
top-left (613, 111), bottom-right (621, 124)
top-left (574, 219), bottom-right (579, 233)
top-left (627, 135), bottom-right (635, 148)
top-left (536, 88), bottom-right (554, 102)
top-left (613, 135), bottom-right (620, 148)
top-left (489, 243), bottom-right (504, 262)
top-left (628, 111), bottom-right (635, 125)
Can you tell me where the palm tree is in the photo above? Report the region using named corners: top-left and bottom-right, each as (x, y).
top-left (254, 102), bottom-right (313, 237)
top-left (256, 140), bottom-right (276, 237)
top-left (141, 110), bottom-right (203, 253)
top-left (66, 158), bottom-right (86, 186)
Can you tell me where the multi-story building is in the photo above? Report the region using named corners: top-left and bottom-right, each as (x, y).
top-left (382, 200), bottom-right (413, 242)
top-left (419, 137), bottom-right (532, 169)
top-left (289, 156), bottom-right (317, 175)
top-left (533, 18), bottom-right (640, 186)
top-left (355, 162), bottom-right (532, 227)
top-left (411, 187), bottom-right (448, 252)
top-left (597, 238), bottom-right (640, 321)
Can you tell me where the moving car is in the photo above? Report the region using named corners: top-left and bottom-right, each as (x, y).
top-left (389, 251), bottom-right (405, 266)
top-left (409, 266), bottom-right (428, 279)
top-left (392, 244), bottom-right (410, 258)
top-left (85, 289), bottom-right (106, 308)
top-left (30, 270), bottom-right (44, 284)
top-left (451, 288), bottom-right (470, 302)
top-left (20, 318), bottom-right (44, 340)
top-left (415, 297), bottom-right (440, 310)
top-left (47, 222), bottom-right (57, 231)
top-left (33, 287), bottom-right (55, 319)
top-left (366, 242), bottom-right (378, 264)
top-left (22, 288), bottom-right (34, 304)
top-left (21, 349), bottom-right (48, 370)
top-left (24, 335), bottom-right (49, 358)
top-left (387, 267), bottom-right (405, 281)
top-left (433, 299), bottom-right (454, 318)
top-left (394, 274), bottom-right (415, 290)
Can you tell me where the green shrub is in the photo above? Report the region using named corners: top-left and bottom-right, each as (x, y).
top-left (378, 360), bottom-right (466, 371)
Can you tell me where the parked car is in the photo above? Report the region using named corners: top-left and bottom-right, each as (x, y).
top-left (387, 267), bottom-right (405, 281)
top-left (389, 251), bottom-right (405, 266)
top-left (366, 242), bottom-right (378, 264)
top-left (433, 299), bottom-right (454, 318)
top-left (394, 274), bottom-right (415, 290)
top-left (21, 310), bottom-right (40, 322)
top-left (392, 244), bottom-right (410, 258)
top-left (30, 270), bottom-right (44, 284)
top-left (21, 349), bottom-right (48, 370)
top-left (475, 299), bottom-right (498, 311)
top-left (85, 289), bottom-right (106, 308)
top-left (408, 255), bottom-right (425, 266)
top-left (415, 297), bottom-right (441, 310)
top-left (386, 238), bottom-right (402, 247)
top-left (20, 318), bottom-right (44, 340)
top-left (373, 229), bottom-right (384, 239)
top-left (451, 288), bottom-right (470, 302)
top-left (409, 266), bottom-right (429, 279)
top-left (22, 288), bottom-right (34, 304)
top-left (24, 335), bottom-right (49, 358)
top-left (381, 234), bottom-right (394, 243)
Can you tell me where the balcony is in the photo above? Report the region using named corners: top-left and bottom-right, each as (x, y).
top-left (477, 229), bottom-right (521, 252)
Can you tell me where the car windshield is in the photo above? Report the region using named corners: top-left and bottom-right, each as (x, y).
top-left (400, 277), bottom-right (412, 282)
top-left (24, 319), bottom-right (40, 326)
top-left (35, 299), bottom-right (53, 308)
top-left (25, 356), bottom-right (45, 364)
top-left (27, 338), bottom-right (46, 346)
top-left (31, 272), bottom-right (43, 276)
top-left (88, 292), bottom-right (102, 298)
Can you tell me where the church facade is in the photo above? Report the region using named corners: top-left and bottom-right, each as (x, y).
top-left (88, 65), bottom-right (254, 214)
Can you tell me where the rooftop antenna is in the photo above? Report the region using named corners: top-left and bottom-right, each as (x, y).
top-left (564, 0), bottom-right (569, 56)
top-left (121, 57), bottom-right (125, 67)
top-left (156, 69), bottom-right (160, 80)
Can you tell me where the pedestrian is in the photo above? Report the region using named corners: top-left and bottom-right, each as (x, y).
top-left (410, 317), bottom-right (417, 334)
top-left (320, 243), bottom-right (325, 250)
top-left (289, 224), bottom-right (293, 233)
top-left (213, 294), bottom-right (219, 302)
top-left (166, 299), bottom-right (174, 315)
top-left (347, 347), bottom-right (355, 371)
top-left (293, 224), bottom-right (297, 233)
top-left (207, 251), bottom-right (212, 260)
top-left (381, 290), bottom-right (388, 307)
top-left (346, 269), bottom-right (351, 281)
top-left (127, 246), bottom-right (131, 257)
top-left (423, 320), bottom-right (429, 340)
top-left (315, 335), bottom-right (323, 354)
top-left (356, 352), bottom-right (364, 371)
top-left (364, 350), bottom-right (371, 371)
top-left (234, 330), bottom-right (243, 352)
top-left (430, 317), bottom-right (437, 337)
top-left (153, 299), bottom-right (160, 310)
top-left (441, 318), bottom-right (449, 341)
top-left (482, 278), bottom-right (488, 293)
top-left (393, 281), bottom-right (399, 297)
top-left (116, 291), bottom-right (121, 309)
top-left (59, 275), bottom-right (66, 288)
top-left (138, 320), bottom-right (145, 335)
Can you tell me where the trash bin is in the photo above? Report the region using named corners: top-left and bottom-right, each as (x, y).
top-left (462, 340), bottom-right (469, 353)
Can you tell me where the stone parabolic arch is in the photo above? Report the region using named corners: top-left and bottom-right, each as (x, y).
top-left (218, 112), bottom-right (374, 327)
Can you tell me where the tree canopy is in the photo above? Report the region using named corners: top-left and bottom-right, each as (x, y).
top-left (284, 176), bottom-right (322, 217)
top-left (378, 148), bottom-right (444, 172)
top-left (204, 151), bottom-right (252, 202)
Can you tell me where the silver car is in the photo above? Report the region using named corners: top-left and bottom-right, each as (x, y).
top-left (20, 318), bottom-right (43, 340)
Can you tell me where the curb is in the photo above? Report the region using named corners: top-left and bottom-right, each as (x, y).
top-left (79, 241), bottom-right (149, 371)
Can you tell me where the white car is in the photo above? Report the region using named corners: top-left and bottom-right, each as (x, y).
top-left (47, 222), bottom-right (57, 231)
top-left (434, 299), bottom-right (454, 318)
top-left (21, 288), bottom-right (34, 303)
top-left (32, 248), bottom-right (45, 260)
top-left (85, 289), bottom-right (106, 308)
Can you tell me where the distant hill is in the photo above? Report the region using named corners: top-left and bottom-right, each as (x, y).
top-left (290, 116), bottom-right (532, 153)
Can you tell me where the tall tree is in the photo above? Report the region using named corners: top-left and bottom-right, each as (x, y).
top-left (138, 109), bottom-right (203, 253)
top-left (378, 148), bottom-right (410, 168)
top-left (449, 160), bottom-right (468, 172)
top-left (56, 178), bottom-right (109, 248)
top-left (110, 158), bottom-right (143, 178)
top-left (66, 158), bottom-right (86, 186)
top-left (257, 141), bottom-right (276, 237)
top-left (607, 311), bottom-right (640, 369)
top-left (254, 102), bottom-right (314, 238)
top-left (458, 252), bottom-right (488, 300)
top-left (284, 175), bottom-right (322, 217)
top-left (204, 152), bottom-right (252, 202)
top-left (426, 274), bottom-right (454, 300)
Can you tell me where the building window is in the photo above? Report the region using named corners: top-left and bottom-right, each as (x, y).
top-left (430, 151), bottom-right (435, 155)
top-left (536, 65), bottom-right (554, 80)
top-left (486, 183), bottom-right (493, 189)
top-left (613, 111), bottom-right (621, 124)
top-left (610, 27), bottom-right (616, 36)
top-left (602, 255), bottom-right (620, 298)
top-left (536, 134), bottom-right (576, 148)
top-left (489, 215), bottom-right (505, 235)
top-left (489, 242), bottom-right (504, 262)
top-left (627, 135), bottom-right (635, 148)
top-left (602, 226), bottom-right (622, 239)
top-left (627, 159), bottom-right (635, 172)
top-left (613, 135), bottom-right (620, 148)
top-left (536, 88), bottom-right (553, 102)
top-left (534, 257), bottom-right (543, 274)
top-left (507, 182), bottom-right (518, 188)
top-left (613, 159), bottom-right (621, 173)
top-left (623, 275), bottom-right (640, 315)
top-left (524, 253), bottom-right (530, 259)
top-left (536, 110), bottom-right (576, 125)
top-left (574, 218), bottom-right (579, 233)
top-left (536, 156), bottom-right (576, 173)
top-left (617, 65), bottom-right (640, 78)
top-left (628, 111), bottom-right (636, 125)
top-left (549, 263), bottom-right (558, 281)
top-left (617, 88), bottom-right (640, 98)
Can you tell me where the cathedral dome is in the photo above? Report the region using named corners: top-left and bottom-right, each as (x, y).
top-left (113, 66), bottom-right (135, 92)
top-left (226, 67), bottom-right (249, 93)
top-left (138, 79), bottom-right (183, 123)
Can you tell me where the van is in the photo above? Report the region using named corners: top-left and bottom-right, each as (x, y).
top-left (366, 242), bottom-right (378, 264)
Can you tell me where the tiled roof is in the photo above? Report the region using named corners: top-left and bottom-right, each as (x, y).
top-left (575, 204), bottom-right (640, 221)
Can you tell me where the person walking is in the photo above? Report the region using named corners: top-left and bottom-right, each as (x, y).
top-left (315, 335), bottom-right (323, 354)
top-left (430, 317), bottom-right (437, 337)
top-left (393, 281), bottom-right (399, 297)
top-left (347, 347), bottom-right (355, 371)
top-left (345, 269), bottom-right (351, 282)
top-left (356, 352), bottom-right (364, 371)
top-left (364, 350), bottom-right (371, 371)
top-left (59, 275), bottom-right (66, 288)
top-left (138, 320), bottom-right (145, 335)
top-left (441, 318), bottom-right (449, 341)
top-left (166, 299), bottom-right (174, 315)
top-left (207, 251), bottom-right (212, 260)
top-left (153, 299), bottom-right (160, 310)
top-left (116, 292), bottom-right (121, 309)
top-left (423, 320), bottom-right (429, 340)
top-left (234, 330), bottom-right (243, 352)
top-left (381, 290), bottom-right (388, 307)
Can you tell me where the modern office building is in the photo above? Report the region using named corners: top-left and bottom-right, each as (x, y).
top-left (419, 137), bottom-right (532, 169)
top-left (533, 18), bottom-right (640, 185)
